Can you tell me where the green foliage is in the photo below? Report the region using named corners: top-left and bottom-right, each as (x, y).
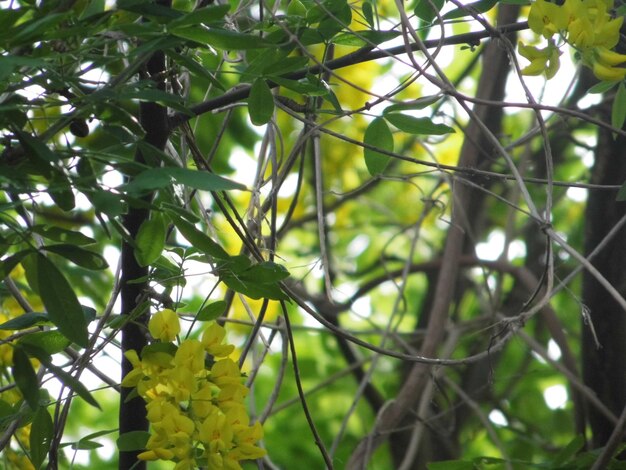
top-left (0, 0), bottom-right (625, 468)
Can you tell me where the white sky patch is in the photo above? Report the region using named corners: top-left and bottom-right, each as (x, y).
top-left (347, 234), bottom-right (370, 258)
top-left (230, 146), bottom-right (259, 189)
top-left (544, 384), bottom-right (568, 410)
top-left (279, 172), bottom-right (300, 198)
top-left (547, 339), bottom-right (562, 361)
top-left (566, 186), bottom-right (587, 202)
top-left (476, 230), bottom-right (504, 261)
top-left (509, 239), bottom-right (527, 260)
top-left (489, 409), bottom-right (508, 426)
top-left (351, 295), bottom-right (372, 318)
top-left (102, 166), bottom-right (124, 189)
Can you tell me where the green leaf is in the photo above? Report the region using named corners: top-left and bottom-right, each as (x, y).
top-left (168, 4), bottom-right (230, 28)
top-left (332, 30), bottom-right (400, 47)
top-left (14, 129), bottom-right (58, 163)
top-left (220, 261), bottom-right (290, 300)
top-left (117, 0), bottom-right (182, 18)
top-left (134, 215), bottom-right (167, 267)
top-left (49, 169), bottom-right (75, 211)
top-left (362, 2), bottom-right (375, 28)
top-left (166, 167), bottom-right (246, 191)
top-left (42, 244), bottom-right (108, 270)
top-left (414, 0), bottom-right (446, 22)
top-left (18, 330), bottom-right (71, 355)
top-left (117, 431), bottom-right (151, 451)
top-left (12, 345), bottom-right (39, 409)
top-left (35, 254), bottom-right (88, 348)
top-left (611, 82), bottom-right (626, 132)
top-left (31, 226), bottom-right (96, 246)
top-left (588, 80), bottom-right (619, 94)
top-left (0, 311), bottom-right (49, 330)
top-left (30, 406), bottom-right (53, 469)
top-left (125, 167), bottom-right (246, 195)
top-left (197, 301), bottom-right (228, 321)
top-left (64, 429), bottom-right (117, 450)
top-left (90, 190), bottom-right (126, 217)
top-left (248, 79), bottom-right (274, 126)
top-left (167, 50), bottom-right (226, 91)
top-left (171, 216), bottom-right (230, 260)
top-left (23, 344), bottom-right (101, 410)
top-left (48, 364), bottom-right (100, 410)
top-left (384, 113), bottom-right (455, 135)
top-left (80, 0), bottom-right (106, 20)
top-left (170, 26), bottom-right (270, 50)
top-left (443, 0), bottom-right (498, 19)
top-left (238, 261), bottom-right (290, 283)
top-left (0, 250), bottom-right (32, 279)
top-left (72, 440), bottom-right (102, 450)
top-left (222, 273), bottom-right (287, 300)
top-left (383, 95), bottom-right (443, 114)
top-left (551, 435), bottom-right (585, 466)
top-left (363, 118), bottom-right (394, 175)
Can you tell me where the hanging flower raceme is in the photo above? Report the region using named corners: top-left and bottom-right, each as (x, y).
top-left (519, 0), bottom-right (626, 81)
top-left (121, 309), bottom-right (266, 469)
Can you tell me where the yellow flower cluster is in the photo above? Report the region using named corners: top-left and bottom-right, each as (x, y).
top-left (520, 0), bottom-right (626, 81)
top-left (122, 309), bottom-right (266, 470)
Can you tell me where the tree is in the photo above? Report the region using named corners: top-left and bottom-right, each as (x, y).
top-left (0, 0), bottom-right (625, 469)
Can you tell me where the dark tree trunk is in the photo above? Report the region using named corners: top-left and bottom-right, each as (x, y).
top-left (582, 122), bottom-right (626, 451)
top-left (118, 2), bottom-right (171, 469)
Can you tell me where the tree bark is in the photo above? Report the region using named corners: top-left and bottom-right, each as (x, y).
top-left (119, 2), bottom-right (171, 468)
top-left (582, 119), bottom-right (626, 452)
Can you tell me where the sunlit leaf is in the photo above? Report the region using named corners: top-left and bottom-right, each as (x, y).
top-left (19, 330), bottom-right (71, 355)
top-left (384, 113), bottom-right (455, 135)
top-left (197, 301), bottom-right (228, 321)
top-left (363, 118), bottom-right (394, 175)
top-left (248, 79), bottom-right (275, 126)
top-left (172, 216), bottom-right (230, 260)
top-left (383, 95), bottom-right (443, 114)
top-left (332, 30), bottom-right (400, 47)
top-left (134, 215), bottom-right (167, 267)
top-left (117, 431), bottom-right (151, 451)
top-left (170, 26), bottom-right (270, 50)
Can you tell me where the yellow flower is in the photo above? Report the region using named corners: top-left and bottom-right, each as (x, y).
top-left (191, 383), bottom-right (219, 419)
top-left (201, 323), bottom-right (235, 357)
top-left (197, 407), bottom-right (234, 451)
top-left (138, 448), bottom-right (175, 461)
top-left (149, 309), bottom-right (181, 342)
top-left (528, 0), bottom-right (568, 38)
top-left (518, 41), bottom-right (561, 79)
top-left (592, 61), bottom-right (626, 81)
top-left (173, 339), bottom-right (205, 374)
top-left (210, 359), bottom-right (243, 387)
top-left (165, 366), bottom-right (197, 403)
